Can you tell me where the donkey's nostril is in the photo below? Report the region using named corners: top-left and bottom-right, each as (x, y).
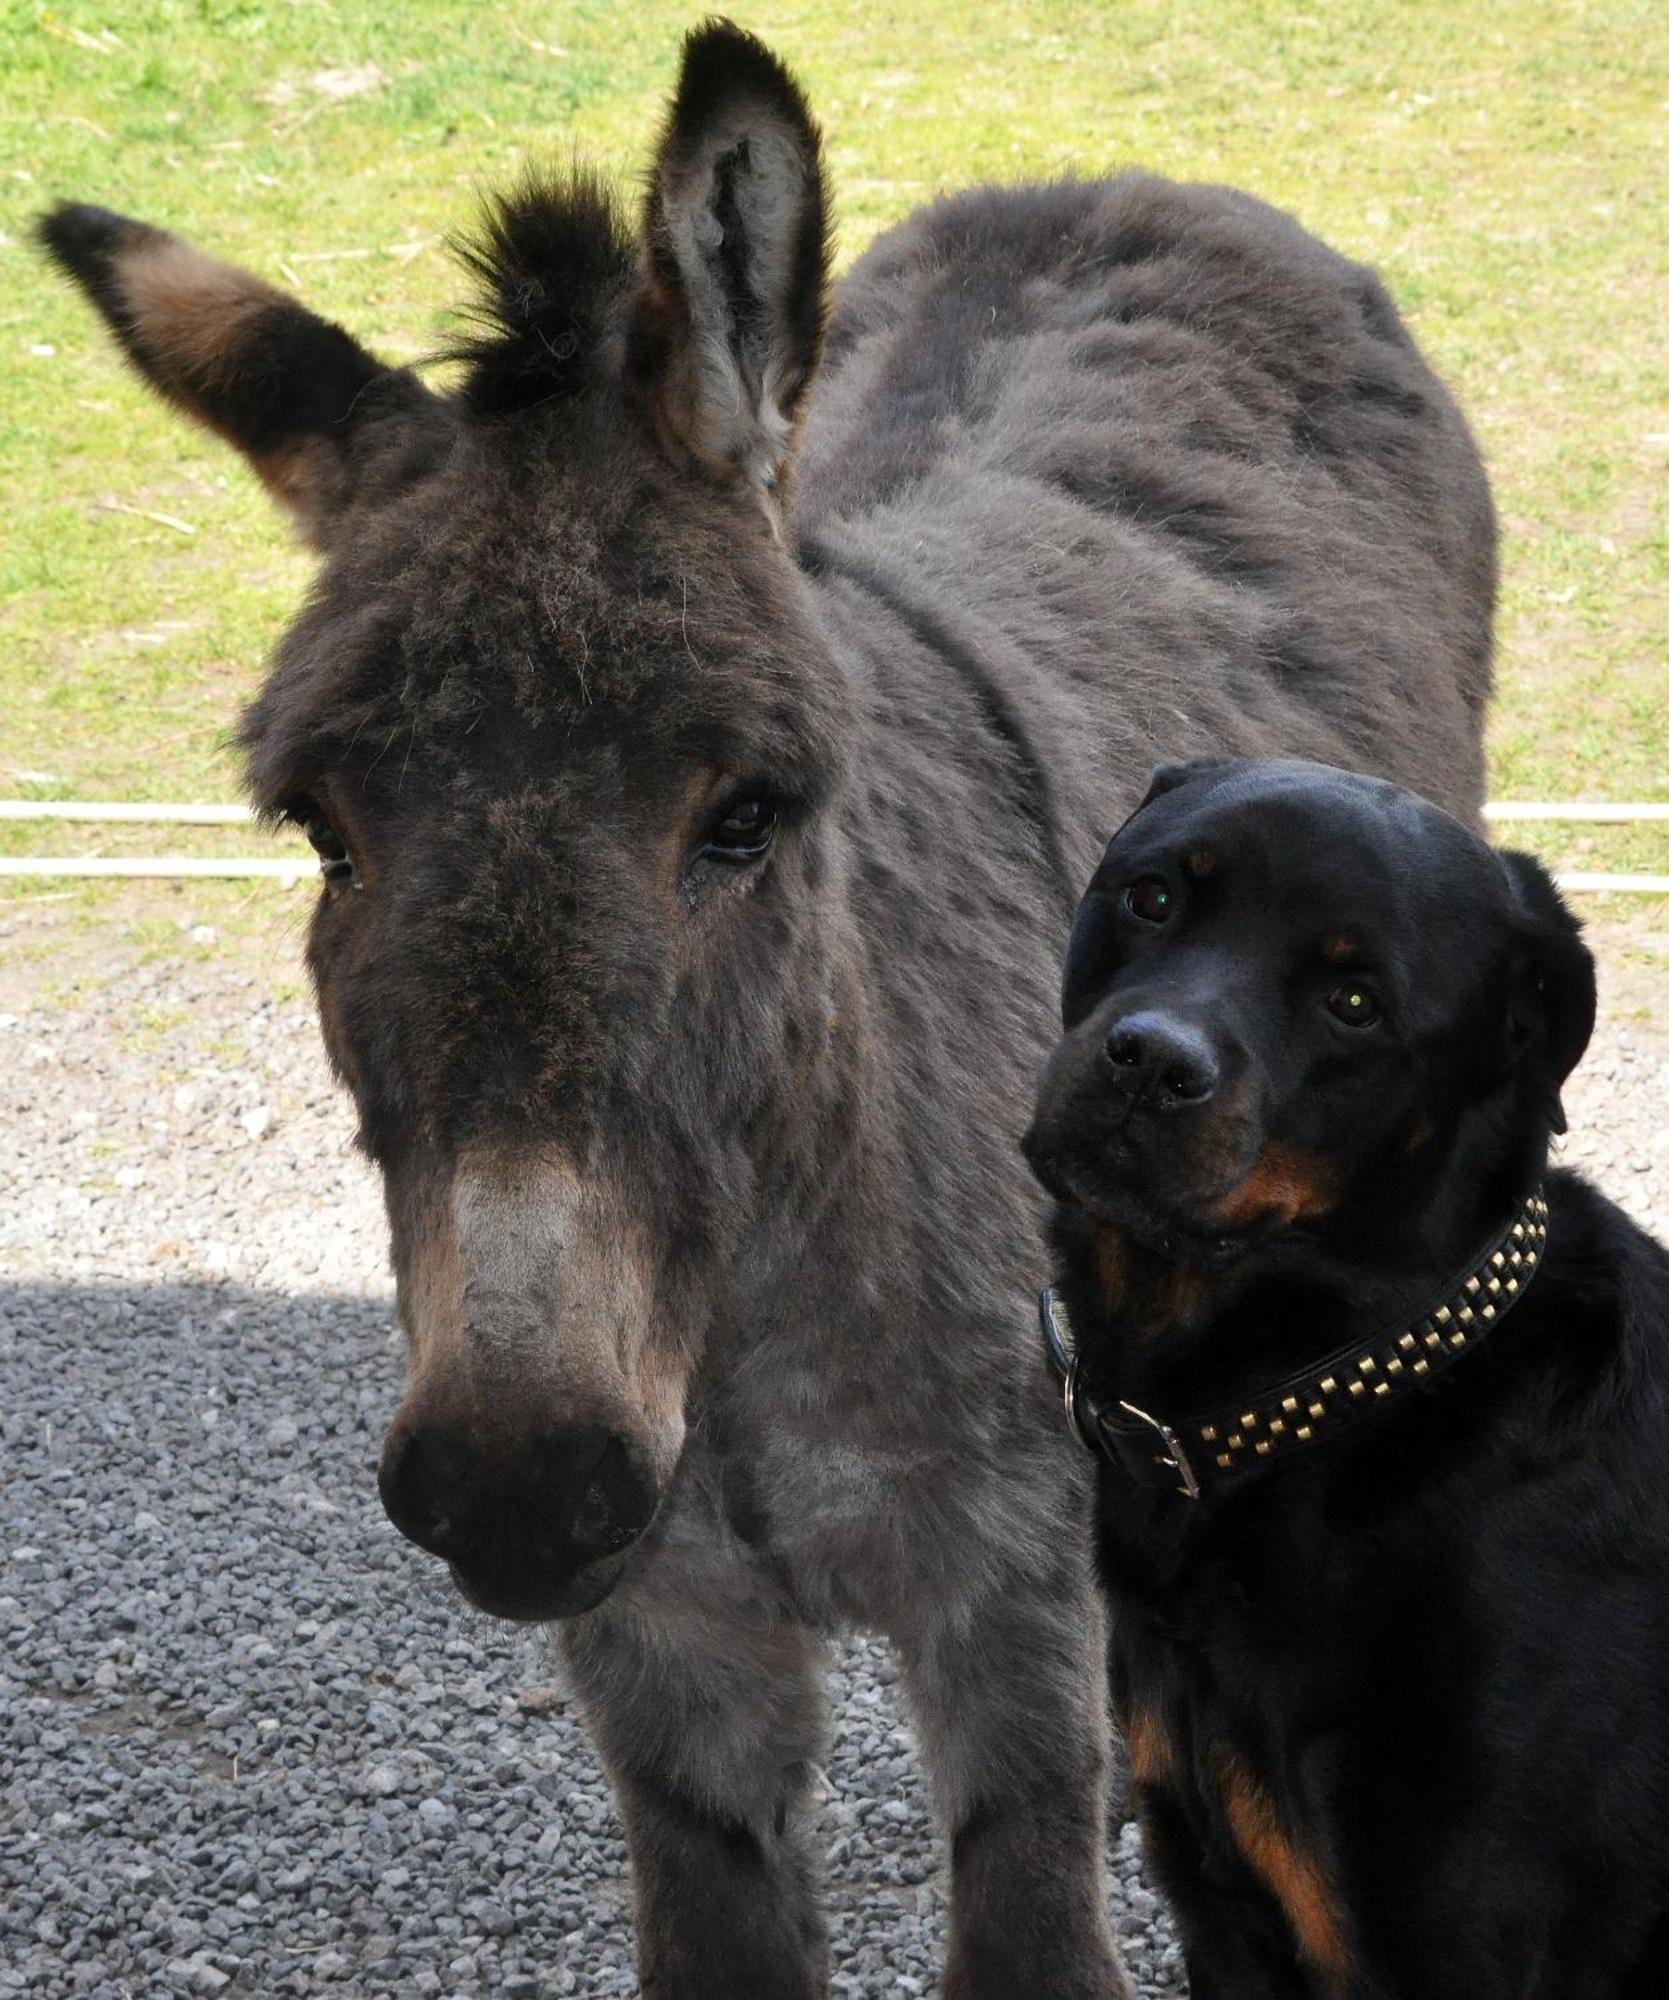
top-left (378, 1429), bottom-right (465, 1559)
top-left (567, 1431), bottom-right (656, 1563)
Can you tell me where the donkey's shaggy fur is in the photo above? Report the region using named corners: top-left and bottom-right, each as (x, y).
top-left (41, 22), bottom-right (1493, 1998)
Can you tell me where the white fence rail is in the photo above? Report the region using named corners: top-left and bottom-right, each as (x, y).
top-left (0, 856), bottom-right (306, 880)
top-left (2, 799), bottom-right (1665, 891)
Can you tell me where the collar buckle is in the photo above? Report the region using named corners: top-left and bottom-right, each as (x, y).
top-left (1116, 1400), bottom-right (1201, 1500)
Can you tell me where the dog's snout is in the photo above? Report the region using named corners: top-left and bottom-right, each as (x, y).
top-left (1104, 1011), bottom-right (1220, 1107)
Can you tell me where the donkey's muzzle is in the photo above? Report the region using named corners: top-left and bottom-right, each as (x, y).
top-left (378, 1419), bottom-right (660, 1621)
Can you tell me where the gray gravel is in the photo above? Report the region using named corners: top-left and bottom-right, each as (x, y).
top-left (2, 908), bottom-right (1663, 1999)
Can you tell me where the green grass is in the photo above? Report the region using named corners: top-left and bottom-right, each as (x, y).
top-left (1, 0), bottom-right (1665, 892)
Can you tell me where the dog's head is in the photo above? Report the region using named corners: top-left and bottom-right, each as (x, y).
top-left (1024, 758), bottom-right (1594, 1275)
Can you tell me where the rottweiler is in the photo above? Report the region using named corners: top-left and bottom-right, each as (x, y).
top-left (1023, 756), bottom-right (1669, 2000)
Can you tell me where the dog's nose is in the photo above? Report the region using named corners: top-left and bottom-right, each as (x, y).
top-left (1103, 1011), bottom-right (1219, 1107)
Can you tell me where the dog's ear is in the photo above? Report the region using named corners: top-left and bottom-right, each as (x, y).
top-left (1060, 757), bottom-right (1238, 1025)
top-left (1128, 755), bottom-right (1237, 819)
top-left (1499, 850), bottom-right (1596, 1136)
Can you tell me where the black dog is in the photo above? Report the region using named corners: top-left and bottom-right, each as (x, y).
top-left (1024, 757), bottom-right (1669, 1999)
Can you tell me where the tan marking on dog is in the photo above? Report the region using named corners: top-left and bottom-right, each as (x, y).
top-left (119, 237), bottom-right (289, 399)
top-left (1158, 1261), bottom-right (1209, 1330)
top-left (1209, 1142), bottom-right (1336, 1229)
top-left (1184, 844), bottom-right (1218, 880)
top-left (1090, 1221), bottom-right (1128, 1314)
top-left (1403, 1108), bottom-right (1436, 1154)
top-left (1320, 931), bottom-right (1359, 964)
top-left (1215, 1747), bottom-right (1351, 1995)
top-left (1090, 1221), bottom-right (1210, 1339)
top-left (1123, 1707), bottom-right (1174, 1790)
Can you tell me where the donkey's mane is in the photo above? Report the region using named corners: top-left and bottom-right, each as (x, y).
top-left (446, 168), bottom-right (636, 417)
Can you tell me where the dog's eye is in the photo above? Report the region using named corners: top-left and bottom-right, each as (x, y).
top-left (702, 796), bottom-right (779, 865)
top-left (1124, 877), bottom-right (1174, 925)
top-left (1326, 985), bottom-right (1380, 1028)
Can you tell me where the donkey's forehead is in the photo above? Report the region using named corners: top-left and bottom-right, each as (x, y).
top-left (242, 442), bottom-right (840, 810)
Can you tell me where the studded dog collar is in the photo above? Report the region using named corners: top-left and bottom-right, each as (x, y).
top-left (1041, 1186), bottom-right (1550, 1499)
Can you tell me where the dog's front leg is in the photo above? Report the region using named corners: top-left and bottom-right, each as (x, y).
top-left (562, 1603), bottom-right (830, 2000)
top-left (902, 1564), bottom-right (1133, 1999)
top-left (1137, 1785), bottom-right (1317, 1999)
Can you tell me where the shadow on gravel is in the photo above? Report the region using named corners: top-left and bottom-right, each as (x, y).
top-left (1, 1279), bottom-right (1179, 2000)
top-left (0, 1277), bottom-right (637, 2000)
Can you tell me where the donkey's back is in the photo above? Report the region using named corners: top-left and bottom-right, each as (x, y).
top-left (797, 174), bottom-right (1495, 870)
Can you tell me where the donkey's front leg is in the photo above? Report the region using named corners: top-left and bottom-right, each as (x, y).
top-left (903, 1565), bottom-right (1133, 2000)
top-left (562, 1606), bottom-right (830, 2000)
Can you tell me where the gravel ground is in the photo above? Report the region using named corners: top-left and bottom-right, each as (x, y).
top-left (2, 905), bottom-right (1663, 2000)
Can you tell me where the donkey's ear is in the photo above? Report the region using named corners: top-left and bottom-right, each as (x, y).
top-left (37, 203), bottom-right (435, 546)
top-left (1499, 849), bottom-right (1596, 1136)
top-left (627, 21), bottom-right (830, 495)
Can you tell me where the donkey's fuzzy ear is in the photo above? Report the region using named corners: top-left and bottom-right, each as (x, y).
top-left (37, 203), bottom-right (435, 546)
top-left (628, 20), bottom-right (831, 495)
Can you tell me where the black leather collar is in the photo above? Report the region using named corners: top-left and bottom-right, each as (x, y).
top-left (1041, 1186), bottom-right (1549, 1500)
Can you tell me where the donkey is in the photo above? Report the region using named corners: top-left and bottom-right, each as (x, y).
top-left (41, 20), bottom-right (1495, 1998)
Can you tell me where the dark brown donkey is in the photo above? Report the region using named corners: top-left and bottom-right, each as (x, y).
top-left (40, 21), bottom-right (1495, 1998)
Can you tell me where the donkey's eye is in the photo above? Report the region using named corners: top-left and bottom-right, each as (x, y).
top-left (1326, 985), bottom-right (1380, 1028)
top-left (291, 802), bottom-right (358, 888)
top-left (1124, 877), bottom-right (1174, 925)
top-left (703, 797), bottom-right (779, 865)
